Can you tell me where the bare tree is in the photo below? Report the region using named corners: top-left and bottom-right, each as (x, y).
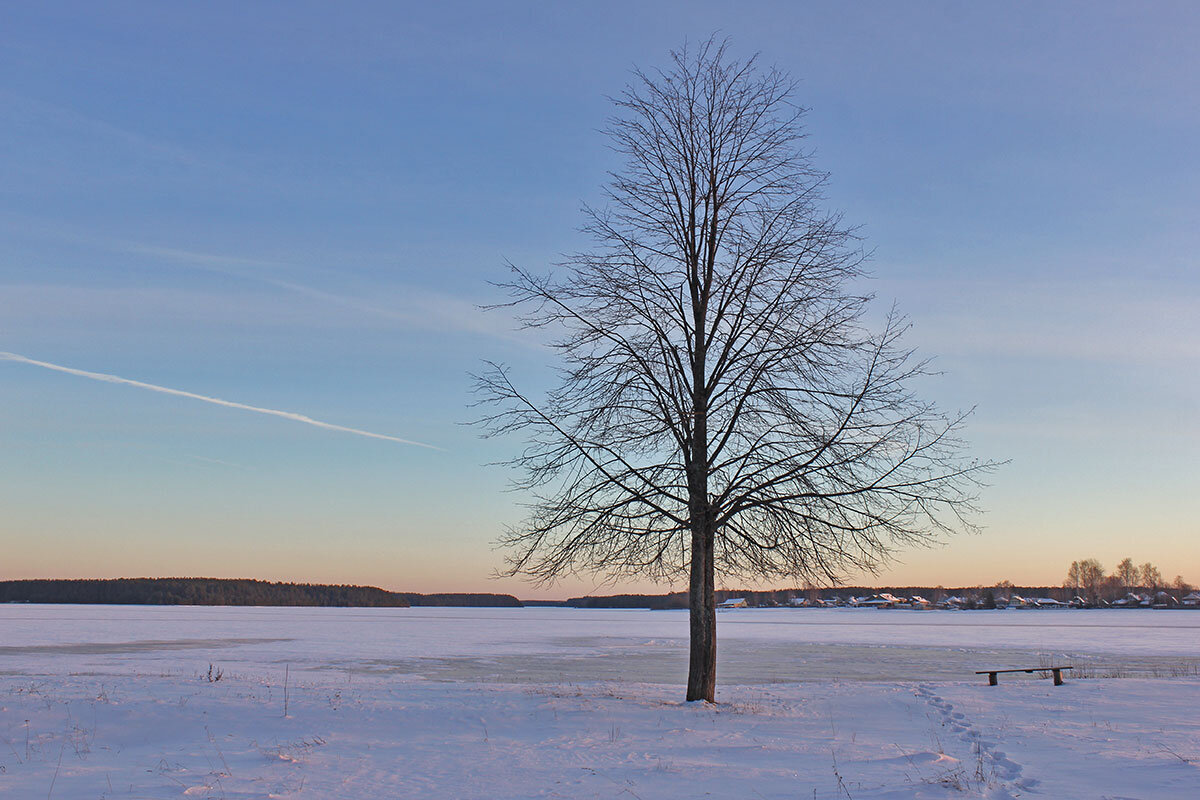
top-left (1099, 573), bottom-right (1124, 603)
top-left (1070, 558), bottom-right (1106, 603)
top-left (1065, 561), bottom-right (1083, 595)
top-left (1116, 557), bottom-right (1138, 591)
top-left (477, 40), bottom-right (991, 702)
top-left (1139, 562), bottom-right (1163, 593)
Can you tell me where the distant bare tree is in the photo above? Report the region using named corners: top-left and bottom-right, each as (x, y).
top-left (1065, 561), bottom-right (1082, 595)
top-left (477, 40), bottom-right (991, 702)
top-left (1139, 562), bottom-right (1163, 593)
top-left (1171, 575), bottom-right (1192, 594)
top-left (1066, 558), bottom-right (1107, 602)
top-left (1115, 557), bottom-right (1138, 591)
top-left (1080, 559), bottom-right (1106, 602)
top-left (1099, 574), bottom-right (1124, 603)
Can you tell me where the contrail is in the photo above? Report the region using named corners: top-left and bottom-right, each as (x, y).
top-left (0, 351), bottom-right (442, 451)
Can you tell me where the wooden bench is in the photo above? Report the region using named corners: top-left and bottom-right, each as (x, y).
top-left (976, 666), bottom-right (1073, 686)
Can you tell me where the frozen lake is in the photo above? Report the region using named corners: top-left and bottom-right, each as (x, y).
top-left (2, 605), bottom-right (1197, 798)
top-left (3, 605), bottom-right (1198, 684)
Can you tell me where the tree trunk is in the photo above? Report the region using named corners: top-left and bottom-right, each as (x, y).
top-left (686, 516), bottom-right (717, 702)
top-left (686, 264), bottom-right (716, 701)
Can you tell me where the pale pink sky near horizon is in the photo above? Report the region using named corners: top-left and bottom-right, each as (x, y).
top-left (6, 521), bottom-right (1195, 599)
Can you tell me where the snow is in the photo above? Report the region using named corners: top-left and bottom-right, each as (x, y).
top-left (1, 605), bottom-right (1197, 798)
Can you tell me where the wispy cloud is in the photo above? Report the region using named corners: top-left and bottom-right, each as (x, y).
top-left (0, 351), bottom-right (442, 451)
top-left (2, 90), bottom-right (203, 168)
top-left (124, 242), bottom-right (537, 347)
top-left (873, 275), bottom-right (1200, 364)
top-left (126, 243), bottom-right (283, 269)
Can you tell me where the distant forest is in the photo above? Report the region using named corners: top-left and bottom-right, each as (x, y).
top-left (0, 578), bottom-right (522, 608)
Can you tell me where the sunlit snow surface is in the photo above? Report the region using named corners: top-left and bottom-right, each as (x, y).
top-left (1, 606), bottom-right (1197, 798)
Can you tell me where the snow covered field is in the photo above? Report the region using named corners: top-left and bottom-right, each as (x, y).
top-left (1, 606), bottom-right (1197, 798)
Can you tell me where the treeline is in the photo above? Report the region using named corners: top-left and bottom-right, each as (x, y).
top-left (400, 592), bottom-right (522, 607)
top-left (0, 579), bottom-right (521, 608)
top-left (565, 586), bottom-right (1069, 609)
top-left (567, 592), bottom-right (690, 610)
top-left (1065, 557), bottom-right (1191, 603)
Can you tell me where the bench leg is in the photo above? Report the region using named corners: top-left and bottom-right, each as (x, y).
top-left (1052, 668), bottom-right (1063, 686)
top-left (988, 672), bottom-right (998, 686)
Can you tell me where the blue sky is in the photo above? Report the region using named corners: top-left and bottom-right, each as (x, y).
top-left (2, 2), bottom-right (1197, 597)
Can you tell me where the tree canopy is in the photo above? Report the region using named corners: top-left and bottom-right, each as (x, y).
top-left (479, 39), bottom-right (990, 700)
